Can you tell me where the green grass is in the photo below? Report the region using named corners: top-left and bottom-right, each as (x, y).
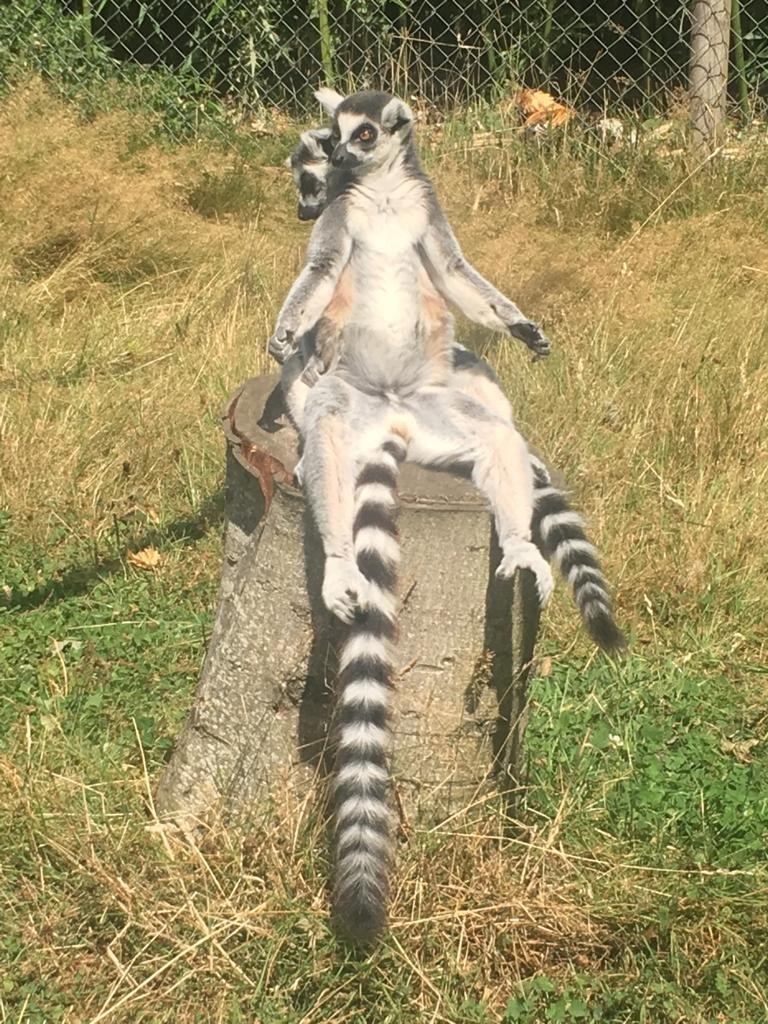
top-left (2, 534), bottom-right (767, 1021)
top-left (1, 81), bottom-right (768, 1021)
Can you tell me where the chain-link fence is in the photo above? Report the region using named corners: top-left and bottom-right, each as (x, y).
top-left (2, 1), bottom-right (766, 136)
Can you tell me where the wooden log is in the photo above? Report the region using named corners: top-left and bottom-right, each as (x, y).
top-left (155, 375), bottom-right (540, 838)
top-left (689, 0), bottom-right (732, 157)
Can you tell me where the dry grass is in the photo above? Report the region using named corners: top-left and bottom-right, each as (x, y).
top-left (5, 740), bottom-right (764, 1023)
top-left (2, 84), bottom-right (767, 658)
top-left (2, 82), bottom-right (768, 1022)
top-left (1, 775), bottom-right (609, 1020)
top-left (0, 83), bottom-right (300, 542)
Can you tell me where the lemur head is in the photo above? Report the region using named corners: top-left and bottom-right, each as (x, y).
top-left (315, 88), bottom-right (415, 176)
top-left (285, 128), bottom-right (334, 221)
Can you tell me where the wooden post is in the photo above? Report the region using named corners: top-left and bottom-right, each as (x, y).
top-left (154, 375), bottom-right (541, 839)
top-left (689, 0), bottom-right (732, 157)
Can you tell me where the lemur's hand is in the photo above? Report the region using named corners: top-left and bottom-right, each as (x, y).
top-left (299, 352), bottom-right (326, 387)
top-left (267, 326), bottom-right (296, 364)
top-left (491, 301), bottom-right (551, 358)
top-left (508, 319), bottom-right (551, 359)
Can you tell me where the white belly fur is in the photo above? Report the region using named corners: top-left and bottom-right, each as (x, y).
top-left (331, 177), bottom-right (452, 391)
top-left (344, 184), bottom-right (429, 342)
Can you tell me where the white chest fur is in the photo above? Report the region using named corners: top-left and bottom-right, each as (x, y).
top-left (346, 177), bottom-right (428, 254)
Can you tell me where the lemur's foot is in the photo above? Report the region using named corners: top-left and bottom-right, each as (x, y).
top-left (323, 556), bottom-right (370, 623)
top-left (497, 539), bottom-right (554, 606)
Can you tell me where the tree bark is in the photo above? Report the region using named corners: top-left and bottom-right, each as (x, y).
top-left (689, 0), bottom-right (732, 157)
top-left (155, 375), bottom-right (540, 838)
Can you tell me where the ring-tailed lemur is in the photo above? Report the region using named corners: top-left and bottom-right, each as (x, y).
top-left (283, 105), bottom-right (625, 656)
top-left (270, 91), bottom-right (623, 944)
top-left (270, 94), bottom-right (551, 369)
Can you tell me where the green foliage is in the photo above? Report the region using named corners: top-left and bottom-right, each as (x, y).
top-left (525, 659), bottom-right (768, 871)
top-left (0, 0), bottom-right (117, 88)
top-left (3, 0), bottom-right (768, 144)
top-left (742, 24), bottom-right (768, 88)
top-left (501, 971), bottom-right (750, 1023)
top-left (0, 527), bottom-right (214, 771)
top-left (0, 0), bottom-right (231, 140)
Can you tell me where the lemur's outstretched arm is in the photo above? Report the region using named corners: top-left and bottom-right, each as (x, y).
top-left (419, 193), bottom-right (551, 358)
top-left (268, 200), bottom-right (352, 364)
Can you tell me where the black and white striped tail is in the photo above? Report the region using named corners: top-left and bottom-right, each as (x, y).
top-left (530, 458), bottom-right (626, 654)
top-left (332, 436), bottom-right (406, 944)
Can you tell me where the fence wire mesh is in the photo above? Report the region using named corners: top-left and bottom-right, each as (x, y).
top-left (2, 1), bottom-right (767, 137)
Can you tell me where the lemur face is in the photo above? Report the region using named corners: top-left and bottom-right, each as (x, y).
top-left (328, 91), bottom-right (414, 175)
top-left (288, 90), bottom-right (416, 219)
top-left (286, 128), bottom-right (333, 221)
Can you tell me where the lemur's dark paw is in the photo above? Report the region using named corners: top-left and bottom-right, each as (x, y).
top-left (268, 329), bottom-right (295, 364)
top-left (300, 354), bottom-right (326, 387)
top-left (510, 320), bottom-right (551, 357)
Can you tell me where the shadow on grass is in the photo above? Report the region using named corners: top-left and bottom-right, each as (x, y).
top-left (4, 488), bottom-right (225, 613)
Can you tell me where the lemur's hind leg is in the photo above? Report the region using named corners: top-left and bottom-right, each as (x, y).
top-left (406, 387), bottom-right (554, 605)
top-left (450, 345), bottom-right (512, 422)
top-left (300, 376), bottom-right (396, 622)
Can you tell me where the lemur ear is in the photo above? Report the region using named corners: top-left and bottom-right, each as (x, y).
top-left (307, 126), bottom-right (334, 157)
top-left (381, 97), bottom-right (414, 134)
top-left (284, 154), bottom-right (293, 169)
top-left (314, 87), bottom-right (345, 115)
top-left (299, 128), bottom-right (333, 160)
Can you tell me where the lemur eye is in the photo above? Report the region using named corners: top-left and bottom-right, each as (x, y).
top-left (357, 127), bottom-right (375, 143)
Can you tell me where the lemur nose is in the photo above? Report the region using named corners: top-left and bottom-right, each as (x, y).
top-left (331, 145), bottom-right (346, 167)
